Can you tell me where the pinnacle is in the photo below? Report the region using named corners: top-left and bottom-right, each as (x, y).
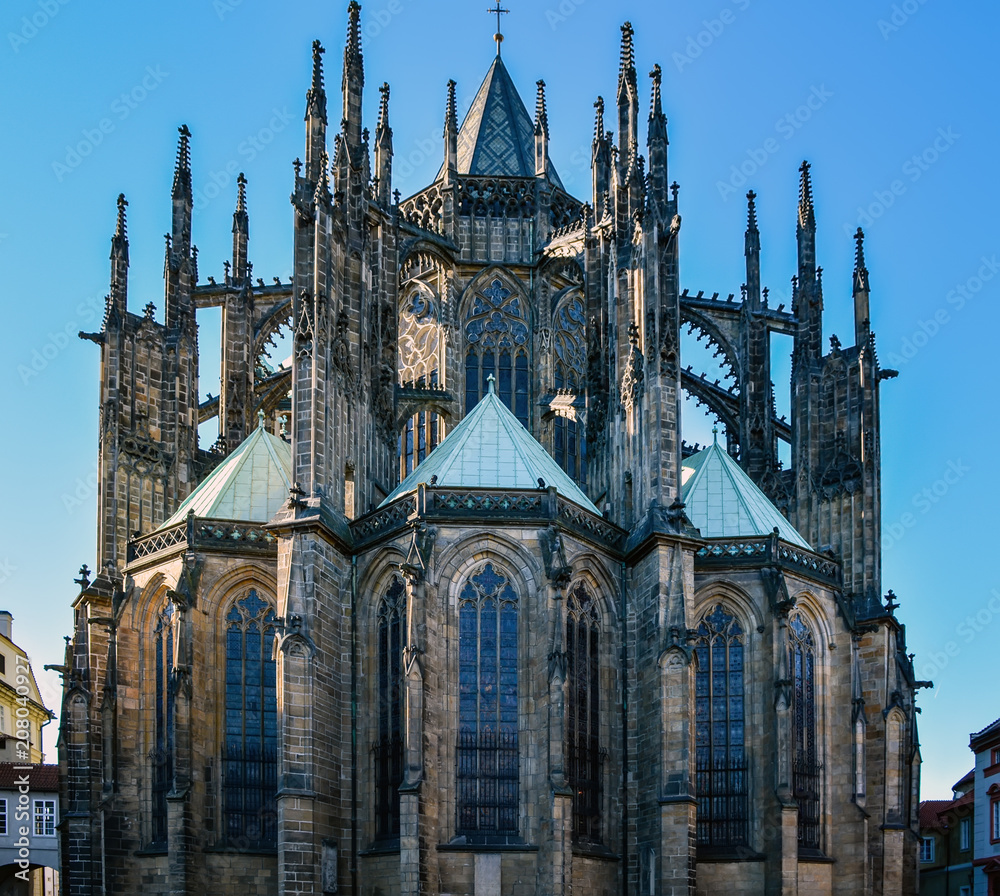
top-left (445, 79), bottom-right (458, 133)
top-left (172, 125), bottom-right (192, 199)
top-left (378, 82), bottom-right (390, 131)
top-left (746, 190), bottom-right (758, 231)
top-left (593, 96), bottom-right (605, 142)
top-left (534, 80), bottom-right (548, 137)
top-left (798, 159), bottom-right (815, 229)
top-left (115, 193), bottom-right (128, 240)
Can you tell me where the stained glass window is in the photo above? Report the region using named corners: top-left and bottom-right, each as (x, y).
top-left (375, 576), bottom-right (406, 840)
top-left (223, 590), bottom-right (278, 847)
top-left (789, 613), bottom-right (821, 851)
top-left (151, 600), bottom-right (174, 845)
top-left (465, 279), bottom-right (530, 427)
top-left (694, 604), bottom-right (748, 848)
top-left (457, 563), bottom-right (519, 840)
top-left (567, 582), bottom-right (602, 843)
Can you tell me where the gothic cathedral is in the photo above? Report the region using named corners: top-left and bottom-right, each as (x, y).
top-left (59, 4), bottom-right (924, 894)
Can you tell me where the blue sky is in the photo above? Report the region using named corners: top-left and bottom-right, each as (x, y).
top-left (1, 0), bottom-right (997, 799)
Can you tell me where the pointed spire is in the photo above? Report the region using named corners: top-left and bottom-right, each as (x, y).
top-left (112, 193), bottom-right (128, 260)
top-left (377, 81), bottom-right (390, 133)
top-left (232, 173), bottom-right (249, 282)
top-left (375, 83), bottom-right (393, 207)
top-left (853, 227), bottom-right (871, 344)
top-left (444, 79), bottom-right (458, 177)
top-left (534, 80), bottom-right (548, 137)
top-left (593, 96), bottom-right (605, 143)
top-left (306, 39), bottom-right (327, 120)
top-left (592, 97), bottom-right (611, 218)
top-left (618, 21), bottom-right (636, 89)
top-left (744, 190), bottom-right (761, 309)
top-left (342, 1), bottom-right (365, 151)
top-left (172, 124), bottom-right (192, 200)
top-left (107, 193), bottom-right (129, 326)
top-left (648, 64), bottom-right (665, 124)
top-left (797, 159), bottom-right (815, 230)
top-left (854, 227), bottom-right (869, 289)
top-left (617, 21), bottom-right (639, 178)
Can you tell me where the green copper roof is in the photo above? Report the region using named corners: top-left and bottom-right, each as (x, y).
top-left (681, 438), bottom-right (811, 548)
top-left (381, 380), bottom-right (598, 514)
top-left (441, 55), bottom-right (564, 189)
top-left (160, 418), bottom-right (292, 528)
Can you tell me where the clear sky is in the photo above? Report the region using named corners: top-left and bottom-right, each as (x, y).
top-left (1, 0), bottom-right (997, 798)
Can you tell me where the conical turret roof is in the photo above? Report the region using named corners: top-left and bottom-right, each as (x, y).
top-left (439, 55), bottom-right (564, 189)
top-left (160, 418), bottom-right (292, 528)
top-left (381, 379), bottom-right (597, 513)
top-left (681, 437), bottom-right (811, 548)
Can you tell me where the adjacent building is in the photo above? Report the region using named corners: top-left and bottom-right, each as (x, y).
top-left (0, 763), bottom-right (60, 896)
top-left (0, 613), bottom-right (52, 768)
top-left (971, 719), bottom-right (1000, 895)
top-left (919, 770), bottom-right (975, 896)
top-left (58, 4), bottom-right (925, 894)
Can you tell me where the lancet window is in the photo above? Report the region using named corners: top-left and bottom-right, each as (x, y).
top-left (151, 601), bottom-right (174, 846)
top-left (567, 581), bottom-right (602, 843)
top-left (464, 279), bottom-right (530, 427)
top-left (457, 563), bottom-right (519, 840)
top-left (374, 576), bottom-right (406, 840)
top-left (789, 613), bottom-right (821, 851)
top-left (223, 590), bottom-right (278, 847)
top-left (399, 288), bottom-right (444, 476)
top-left (694, 604), bottom-right (748, 849)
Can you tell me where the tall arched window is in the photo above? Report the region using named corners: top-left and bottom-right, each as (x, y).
top-left (398, 289), bottom-right (443, 477)
top-left (552, 295), bottom-right (587, 485)
top-left (151, 601), bottom-right (174, 846)
top-left (465, 279), bottom-right (530, 427)
top-left (457, 563), bottom-right (519, 840)
top-left (375, 576), bottom-right (406, 840)
top-left (567, 582), bottom-right (602, 844)
top-left (223, 590), bottom-right (278, 847)
top-left (694, 604), bottom-right (748, 849)
top-left (789, 613), bottom-right (820, 851)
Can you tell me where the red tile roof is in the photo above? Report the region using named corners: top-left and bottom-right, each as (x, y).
top-left (0, 762), bottom-right (58, 791)
top-left (919, 799), bottom-right (952, 831)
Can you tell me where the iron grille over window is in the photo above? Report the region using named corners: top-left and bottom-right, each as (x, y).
top-left (374, 576), bottom-right (406, 840)
top-left (789, 613), bottom-right (821, 851)
top-left (151, 601), bottom-right (174, 846)
top-left (567, 582), bottom-right (602, 843)
top-left (457, 563), bottom-right (519, 840)
top-left (694, 604), bottom-right (749, 848)
top-left (465, 279), bottom-right (530, 427)
top-left (223, 590), bottom-right (278, 848)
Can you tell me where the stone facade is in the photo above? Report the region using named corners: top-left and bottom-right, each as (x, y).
top-left (59, 4), bottom-right (924, 894)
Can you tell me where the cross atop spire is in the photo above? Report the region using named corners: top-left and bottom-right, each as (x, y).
top-left (488, 2), bottom-right (509, 55)
top-left (307, 40), bottom-right (327, 120)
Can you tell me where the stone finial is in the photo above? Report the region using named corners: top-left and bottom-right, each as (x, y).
top-left (746, 190), bottom-right (758, 231)
top-left (593, 96), bottom-right (605, 142)
top-left (534, 80), bottom-right (548, 137)
top-left (797, 159), bottom-right (815, 229)
top-left (172, 125), bottom-right (192, 199)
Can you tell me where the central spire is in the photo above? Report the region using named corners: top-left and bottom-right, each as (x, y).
top-left (488, 1), bottom-right (509, 56)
